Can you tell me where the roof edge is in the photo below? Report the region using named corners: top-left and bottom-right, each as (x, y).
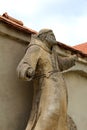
top-left (0, 13), bottom-right (37, 34)
top-left (0, 13), bottom-right (87, 57)
top-left (57, 41), bottom-right (87, 57)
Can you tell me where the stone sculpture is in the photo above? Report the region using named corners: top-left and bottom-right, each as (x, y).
top-left (17, 29), bottom-right (77, 130)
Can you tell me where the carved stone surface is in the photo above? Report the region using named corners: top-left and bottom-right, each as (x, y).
top-left (17, 29), bottom-right (77, 130)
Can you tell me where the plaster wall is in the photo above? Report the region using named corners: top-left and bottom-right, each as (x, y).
top-left (64, 72), bottom-right (87, 130)
top-left (0, 35), bottom-right (33, 130)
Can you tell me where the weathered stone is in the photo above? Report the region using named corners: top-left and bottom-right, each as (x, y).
top-left (17, 29), bottom-right (77, 130)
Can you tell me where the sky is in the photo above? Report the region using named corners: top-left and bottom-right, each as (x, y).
top-left (0, 0), bottom-right (87, 46)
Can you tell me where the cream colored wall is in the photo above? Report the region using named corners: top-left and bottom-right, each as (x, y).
top-left (0, 35), bottom-right (33, 130)
top-left (0, 22), bottom-right (30, 43)
top-left (64, 72), bottom-right (87, 130)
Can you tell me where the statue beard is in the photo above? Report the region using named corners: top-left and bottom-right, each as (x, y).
top-left (45, 35), bottom-right (57, 46)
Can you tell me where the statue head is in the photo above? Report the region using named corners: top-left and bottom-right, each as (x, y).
top-left (36, 29), bottom-right (57, 48)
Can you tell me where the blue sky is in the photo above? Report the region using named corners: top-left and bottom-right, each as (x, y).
top-left (0, 0), bottom-right (87, 46)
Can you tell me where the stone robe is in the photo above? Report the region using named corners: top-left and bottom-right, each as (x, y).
top-left (17, 36), bottom-right (77, 130)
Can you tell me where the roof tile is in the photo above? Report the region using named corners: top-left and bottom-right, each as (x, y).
top-left (0, 12), bottom-right (37, 34)
top-left (2, 12), bottom-right (23, 26)
top-left (73, 42), bottom-right (87, 54)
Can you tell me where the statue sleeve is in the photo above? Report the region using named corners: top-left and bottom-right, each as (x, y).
top-left (58, 55), bottom-right (76, 71)
top-left (17, 45), bottom-right (41, 81)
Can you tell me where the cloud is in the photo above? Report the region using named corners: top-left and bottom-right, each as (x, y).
top-left (0, 0), bottom-right (87, 46)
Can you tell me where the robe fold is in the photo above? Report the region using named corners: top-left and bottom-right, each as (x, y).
top-left (17, 36), bottom-right (77, 130)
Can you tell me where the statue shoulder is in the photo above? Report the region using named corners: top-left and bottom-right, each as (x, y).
top-left (27, 44), bottom-right (41, 52)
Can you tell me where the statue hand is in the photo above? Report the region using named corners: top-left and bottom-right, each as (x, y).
top-left (26, 67), bottom-right (35, 80)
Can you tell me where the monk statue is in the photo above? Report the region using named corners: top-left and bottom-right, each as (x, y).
top-left (17, 29), bottom-right (77, 130)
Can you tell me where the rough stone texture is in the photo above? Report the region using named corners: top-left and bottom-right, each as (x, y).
top-left (17, 30), bottom-right (77, 130)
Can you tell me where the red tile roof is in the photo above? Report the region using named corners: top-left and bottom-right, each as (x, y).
top-left (0, 13), bottom-right (87, 57)
top-left (73, 42), bottom-right (87, 54)
top-left (57, 41), bottom-right (87, 57)
top-left (0, 12), bottom-right (37, 34)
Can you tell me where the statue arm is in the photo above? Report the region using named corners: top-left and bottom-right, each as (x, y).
top-left (17, 45), bottom-right (41, 81)
top-left (58, 55), bottom-right (77, 71)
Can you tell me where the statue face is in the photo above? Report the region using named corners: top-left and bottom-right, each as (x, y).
top-left (46, 31), bottom-right (57, 45)
top-left (37, 29), bottom-right (57, 48)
